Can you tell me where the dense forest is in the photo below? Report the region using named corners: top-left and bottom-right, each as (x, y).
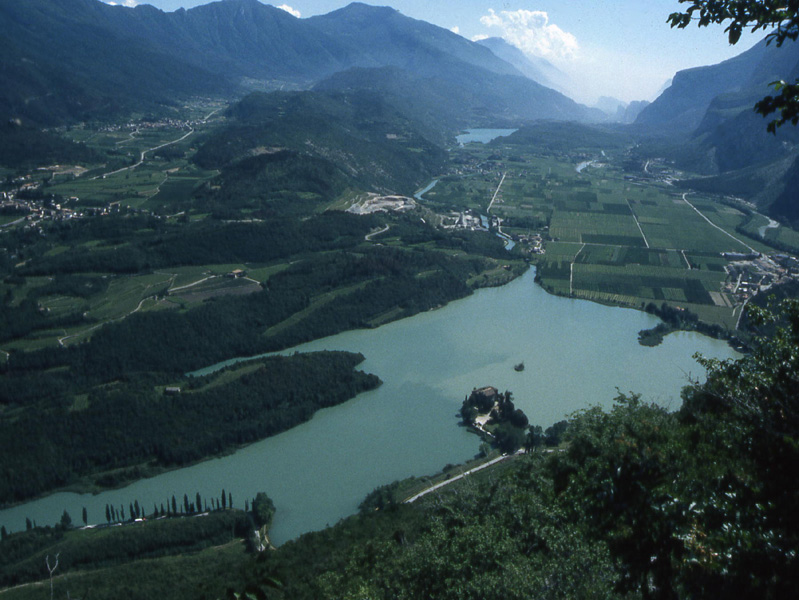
top-left (0, 352), bottom-right (379, 503)
top-left (2, 244), bottom-right (500, 388)
top-left (13, 212), bottom-right (379, 276)
top-left (193, 150), bottom-right (353, 219)
top-left (0, 122), bottom-right (104, 169)
top-left (194, 90), bottom-right (449, 198)
top-left (0, 207), bottom-right (515, 503)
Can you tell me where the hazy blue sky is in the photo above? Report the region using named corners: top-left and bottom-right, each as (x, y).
top-left (104, 0), bottom-right (763, 103)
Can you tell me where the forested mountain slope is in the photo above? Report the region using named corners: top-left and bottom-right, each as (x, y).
top-left (0, 0), bottom-right (597, 127)
top-left (193, 89), bottom-right (448, 205)
top-left (305, 3), bottom-right (521, 79)
top-left (0, 0), bottom-right (231, 125)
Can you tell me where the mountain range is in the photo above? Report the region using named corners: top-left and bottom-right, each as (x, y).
top-left (473, 37), bottom-right (569, 94)
top-left (636, 37), bottom-right (799, 135)
top-left (0, 0), bottom-right (598, 127)
top-left (634, 36), bottom-right (799, 217)
top-left (2, 0), bottom-right (798, 218)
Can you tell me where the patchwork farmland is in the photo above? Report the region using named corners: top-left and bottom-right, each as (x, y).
top-left (430, 130), bottom-right (796, 331)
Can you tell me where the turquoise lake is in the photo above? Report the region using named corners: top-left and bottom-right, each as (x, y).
top-left (0, 269), bottom-right (740, 544)
top-left (456, 129), bottom-right (518, 145)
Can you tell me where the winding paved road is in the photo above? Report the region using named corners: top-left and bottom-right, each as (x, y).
top-left (365, 224), bottom-right (390, 241)
top-left (403, 455), bottom-right (510, 504)
top-left (487, 172), bottom-right (507, 213)
top-left (682, 192), bottom-right (755, 253)
top-left (92, 128), bottom-right (195, 180)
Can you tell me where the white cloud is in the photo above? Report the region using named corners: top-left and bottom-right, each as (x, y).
top-left (277, 4), bottom-right (301, 18)
top-left (479, 9), bottom-right (578, 62)
top-left (471, 34), bottom-right (489, 42)
top-left (450, 26), bottom-right (460, 35)
top-left (104, 0), bottom-right (139, 6)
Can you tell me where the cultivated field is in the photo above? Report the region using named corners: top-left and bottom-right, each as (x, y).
top-left (427, 133), bottom-right (799, 330)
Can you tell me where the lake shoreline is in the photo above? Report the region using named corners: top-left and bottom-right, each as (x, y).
top-left (0, 269), bottom-right (740, 542)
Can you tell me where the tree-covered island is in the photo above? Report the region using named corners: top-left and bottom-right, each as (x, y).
top-left (460, 387), bottom-right (530, 454)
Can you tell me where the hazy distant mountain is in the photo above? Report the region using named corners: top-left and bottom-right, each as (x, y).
top-left (619, 101), bottom-right (649, 124)
top-left (475, 37), bottom-right (569, 92)
top-left (121, 0), bottom-right (356, 83)
top-left (589, 97), bottom-right (649, 124)
top-left (0, 0), bottom-right (232, 125)
top-left (0, 0), bottom-right (357, 125)
top-left (635, 37), bottom-right (799, 134)
top-left (312, 66), bottom-right (467, 139)
top-left (638, 37), bottom-right (799, 150)
top-left (594, 97), bottom-right (626, 116)
top-left (306, 5), bottom-right (523, 80)
top-left (307, 7), bottom-right (602, 127)
top-left (314, 63), bottom-right (602, 132)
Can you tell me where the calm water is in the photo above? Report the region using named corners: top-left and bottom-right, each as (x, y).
top-left (456, 128), bottom-right (518, 145)
top-left (414, 179), bottom-right (439, 201)
top-left (0, 270), bottom-right (739, 543)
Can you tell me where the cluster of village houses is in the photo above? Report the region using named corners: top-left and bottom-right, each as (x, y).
top-left (723, 252), bottom-right (799, 304)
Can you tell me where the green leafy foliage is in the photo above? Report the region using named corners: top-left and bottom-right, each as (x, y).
top-left (359, 481), bottom-right (402, 514)
top-left (251, 493), bottom-right (276, 529)
top-left (668, 0), bottom-right (799, 48)
top-left (756, 79), bottom-right (799, 131)
top-left (677, 301), bottom-right (799, 595)
top-left (239, 460), bottom-right (621, 600)
top-left (553, 396), bottom-right (690, 597)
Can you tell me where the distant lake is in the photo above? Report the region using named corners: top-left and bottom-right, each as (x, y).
top-left (457, 128), bottom-right (518, 145)
top-left (0, 269), bottom-right (740, 544)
